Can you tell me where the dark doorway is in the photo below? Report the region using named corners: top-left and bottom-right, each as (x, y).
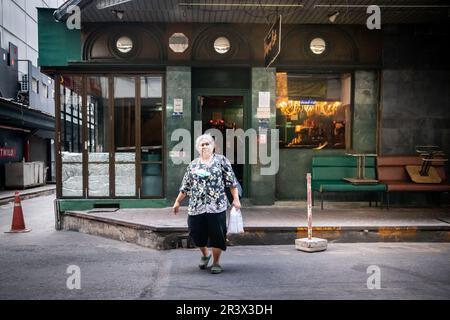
top-left (200, 95), bottom-right (244, 187)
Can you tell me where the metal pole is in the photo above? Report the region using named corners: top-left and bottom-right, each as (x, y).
top-left (307, 172), bottom-right (312, 240)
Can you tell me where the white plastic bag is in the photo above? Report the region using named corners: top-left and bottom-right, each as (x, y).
top-left (228, 207), bottom-right (244, 234)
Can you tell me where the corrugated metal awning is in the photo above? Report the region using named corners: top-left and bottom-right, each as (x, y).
top-left (54, 0), bottom-right (450, 25)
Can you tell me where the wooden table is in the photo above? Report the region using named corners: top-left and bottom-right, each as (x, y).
top-left (343, 153), bottom-right (379, 184)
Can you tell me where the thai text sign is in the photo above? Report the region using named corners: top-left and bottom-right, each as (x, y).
top-left (264, 15), bottom-right (282, 68)
top-left (0, 147), bottom-right (16, 158)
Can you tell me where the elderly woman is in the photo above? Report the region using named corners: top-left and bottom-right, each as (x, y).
top-left (172, 133), bottom-right (241, 274)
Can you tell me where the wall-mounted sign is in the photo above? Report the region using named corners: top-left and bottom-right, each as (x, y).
top-left (256, 108), bottom-right (271, 119)
top-left (257, 91), bottom-right (271, 119)
top-left (264, 15), bottom-right (282, 68)
top-left (172, 98), bottom-right (183, 117)
top-left (258, 91), bottom-right (270, 108)
top-left (9, 42), bottom-right (18, 67)
top-left (300, 98), bottom-right (316, 105)
top-left (174, 98), bottom-right (183, 113)
top-left (0, 147), bottom-right (17, 158)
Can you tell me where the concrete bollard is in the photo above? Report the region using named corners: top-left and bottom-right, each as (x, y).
top-left (295, 173), bottom-right (328, 252)
top-left (295, 237), bottom-right (328, 252)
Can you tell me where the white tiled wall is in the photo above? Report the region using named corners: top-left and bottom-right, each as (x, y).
top-left (3, 1), bottom-right (27, 41)
top-left (0, 0), bottom-right (65, 64)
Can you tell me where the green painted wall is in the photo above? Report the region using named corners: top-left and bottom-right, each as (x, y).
top-left (250, 68), bottom-right (276, 205)
top-left (276, 149), bottom-right (347, 199)
top-left (37, 8), bottom-right (81, 67)
top-left (165, 67), bottom-right (192, 204)
top-left (58, 199), bottom-right (167, 213)
top-left (352, 71), bottom-right (379, 153)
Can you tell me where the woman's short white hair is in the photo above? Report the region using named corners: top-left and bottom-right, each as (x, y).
top-left (195, 133), bottom-right (215, 151)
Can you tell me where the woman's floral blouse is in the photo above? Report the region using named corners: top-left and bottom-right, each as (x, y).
top-left (179, 154), bottom-right (238, 215)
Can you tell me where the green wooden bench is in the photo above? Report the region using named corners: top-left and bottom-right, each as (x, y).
top-left (311, 156), bottom-right (387, 209)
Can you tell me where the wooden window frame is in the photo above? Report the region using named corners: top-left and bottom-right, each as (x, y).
top-left (55, 72), bottom-right (166, 199)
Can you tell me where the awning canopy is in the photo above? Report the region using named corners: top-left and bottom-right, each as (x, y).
top-left (54, 0), bottom-right (450, 25)
top-left (0, 98), bottom-right (55, 132)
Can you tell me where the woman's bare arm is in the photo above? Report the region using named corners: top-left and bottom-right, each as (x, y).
top-left (172, 192), bottom-right (186, 215)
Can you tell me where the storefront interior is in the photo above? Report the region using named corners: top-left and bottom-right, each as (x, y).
top-left (276, 72), bottom-right (351, 150)
top-left (58, 74), bottom-right (164, 199)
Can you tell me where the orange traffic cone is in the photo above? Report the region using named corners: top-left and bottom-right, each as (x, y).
top-left (5, 191), bottom-right (31, 233)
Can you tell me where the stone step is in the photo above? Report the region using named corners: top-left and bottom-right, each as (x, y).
top-left (61, 211), bottom-right (450, 250)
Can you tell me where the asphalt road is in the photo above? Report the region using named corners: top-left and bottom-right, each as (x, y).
top-left (1, 195), bottom-right (449, 300)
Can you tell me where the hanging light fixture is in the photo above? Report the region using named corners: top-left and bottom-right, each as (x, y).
top-left (328, 11), bottom-right (340, 23)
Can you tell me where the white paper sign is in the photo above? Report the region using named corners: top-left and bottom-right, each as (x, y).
top-left (174, 98), bottom-right (183, 113)
top-left (256, 108), bottom-right (271, 119)
top-left (258, 92), bottom-right (270, 109)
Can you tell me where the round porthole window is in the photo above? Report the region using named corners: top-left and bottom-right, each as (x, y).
top-left (169, 33), bottom-right (189, 53)
top-left (116, 36), bottom-right (133, 53)
top-left (214, 37), bottom-right (230, 54)
top-left (310, 38), bottom-right (326, 55)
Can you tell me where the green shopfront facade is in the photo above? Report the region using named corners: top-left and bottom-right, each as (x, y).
top-left (38, 8), bottom-right (382, 213)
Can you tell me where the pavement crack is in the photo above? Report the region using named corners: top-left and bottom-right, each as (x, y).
top-left (138, 254), bottom-right (171, 299)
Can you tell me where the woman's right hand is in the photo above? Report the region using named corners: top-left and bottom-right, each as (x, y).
top-left (232, 198), bottom-right (241, 209)
top-left (172, 201), bottom-right (180, 215)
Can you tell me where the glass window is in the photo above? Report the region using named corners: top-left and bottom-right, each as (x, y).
top-left (32, 78), bottom-right (39, 93)
top-left (43, 83), bottom-right (49, 98)
top-left (140, 76), bottom-right (163, 197)
top-left (60, 76), bottom-right (83, 196)
top-left (87, 76), bottom-right (110, 197)
top-left (114, 77), bottom-right (136, 196)
top-left (169, 33), bottom-right (189, 53)
top-left (116, 36), bottom-right (133, 53)
top-left (214, 37), bottom-right (230, 54)
top-left (276, 72), bottom-right (350, 149)
top-left (310, 38), bottom-right (326, 55)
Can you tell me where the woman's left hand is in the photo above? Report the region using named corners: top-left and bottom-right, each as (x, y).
top-left (232, 198), bottom-right (241, 209)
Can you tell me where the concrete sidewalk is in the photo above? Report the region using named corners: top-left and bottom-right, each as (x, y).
top-left (0, 185), bottom-right (56, 204)
top-left (62, 204), bottom-right (450, 249)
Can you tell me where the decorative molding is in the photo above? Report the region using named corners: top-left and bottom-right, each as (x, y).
top-left (83, 24), bottom-right (164, 62)
top-left (280, 25), bottom-right (359, 64)
top-left (108, 32), bottom-right (141, 60)
top-left (191, 25), bottom-right (252, 62)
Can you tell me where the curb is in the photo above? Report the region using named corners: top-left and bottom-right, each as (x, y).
top-left (0, 187), bottom-right (56, 205)
top-left (62, 211), bottom-right (450, 250)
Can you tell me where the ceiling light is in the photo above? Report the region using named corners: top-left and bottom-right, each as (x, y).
top-left (111, 9), bottom-right (124, 20)
top-left (328, 11), bottom-right (340, 23)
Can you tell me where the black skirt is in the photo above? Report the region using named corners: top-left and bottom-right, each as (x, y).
top-left (187, 211), bottom-right (227, 251)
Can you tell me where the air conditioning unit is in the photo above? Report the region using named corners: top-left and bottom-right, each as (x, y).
top-left (21, 74), bottom-right (29, 91)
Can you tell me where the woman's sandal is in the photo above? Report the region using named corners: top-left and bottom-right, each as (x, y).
top-left (198, 255), bottom-right (211, 269)
top-left (210, 264), bottom-right (222, 274)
